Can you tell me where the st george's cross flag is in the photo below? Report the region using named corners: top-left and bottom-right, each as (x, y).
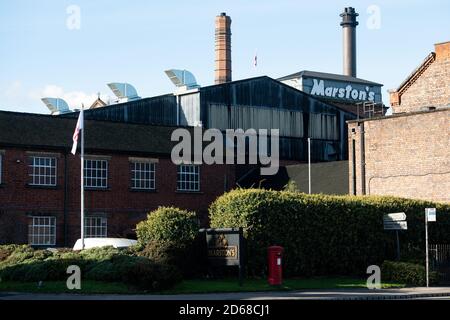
top-left (71, 106), bottom-right (84, 155)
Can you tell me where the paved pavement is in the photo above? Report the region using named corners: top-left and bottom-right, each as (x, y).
top-left (1, 287), bottom-right (450, 300)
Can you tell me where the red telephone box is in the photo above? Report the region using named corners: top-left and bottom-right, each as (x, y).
top-left (268, 246), bottom-right (284, 285)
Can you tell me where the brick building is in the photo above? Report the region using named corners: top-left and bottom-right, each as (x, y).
top-left (348, 42), bottom-right (450, 203)
top-left (0, 111), bottom-right (236, 247)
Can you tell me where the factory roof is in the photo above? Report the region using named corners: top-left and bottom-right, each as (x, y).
top-left (277, 70), bottom-right (383, 86)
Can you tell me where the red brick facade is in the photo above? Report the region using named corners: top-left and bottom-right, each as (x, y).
top-left (348, 41), bottom-right (450, 203)
top-left (0, 147), bottom-right (236, 247)
top-left (389, 42), bottom-right (450, 113)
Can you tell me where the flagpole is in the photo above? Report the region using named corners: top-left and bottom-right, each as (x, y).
top-left (80, 104), bottom-right (85, 250)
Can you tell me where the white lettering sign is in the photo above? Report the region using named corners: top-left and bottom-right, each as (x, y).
top-left (310, 79), bottom-right (376, 102)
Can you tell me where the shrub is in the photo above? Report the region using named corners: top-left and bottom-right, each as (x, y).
top-left (382, 261), bottom-right (438, 286)
top-left (138, 236), bottom-right (207, 278)
top-left (136, 207), bottom-right (199, 246)
top-left (209, 189), bottom-right (450, 277)
top-left (0, 245), bottom-right (26, 262)
top-left (135, 207), bottom-right (202, 278)
top-left (121, 257), bottom-right (182, 290)
top-left (0, 246), bottom-right (182, 291)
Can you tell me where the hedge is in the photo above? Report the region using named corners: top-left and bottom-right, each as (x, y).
top-left (135, 207), bottom-right (205, 278)
top-left (209, 189), bottom-right (450, 277)
top-left (0, 245), bottom-right (182, 291)
top-left (382, 261), bottom-right (438, 286)
top-left (136, 207), bottom-right (199, 246)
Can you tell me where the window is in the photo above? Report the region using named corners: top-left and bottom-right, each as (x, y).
top-left (29, 156), bottom-right (57, 186)
top-left (177, 164), bottom-right (200, 192)
top-left (28, 216), bottom-right (56, 246)
top-left (131, 161), bottom-right (156, 190)
top-left (85, 216), bottom-right (107, 238)
top-left (84, 159), bottom-right (108, 188)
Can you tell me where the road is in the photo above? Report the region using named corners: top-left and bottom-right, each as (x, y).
top-left (1, 287), bottom-right (450, 300)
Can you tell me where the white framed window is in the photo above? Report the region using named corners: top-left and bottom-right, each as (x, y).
top-left (28, 216), bottom-right (56, 246)
top-left (131, 161), bottom-right (156, 190)
top-left (29, 156), bottom-right (57, 186)
top-left (177, 164), bottom-right (200, 192)
top-left (85, 216), bottom-right (107, 238)
top-left (84, 159), bottom-right (108, 188)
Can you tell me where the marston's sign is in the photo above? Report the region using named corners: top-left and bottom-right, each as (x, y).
top-left (207, 234), bottom-right (238, 259)
top-left (310, 79), bottom-right (376, 102)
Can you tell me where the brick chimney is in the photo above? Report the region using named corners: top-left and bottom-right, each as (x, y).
top-left (215, 13), bottom-right (232, 84)
top-left (435, 41), bottom-right (450, 61)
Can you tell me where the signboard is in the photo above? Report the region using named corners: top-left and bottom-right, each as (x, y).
top-left (200, 227), bottom-right (245, 286)
top-left (383, 212), bottom-right (407, 230)
top-left (383, 221), bottom-right (408, 230)
top-left (384, 212), bottom-right (406, 222)
top-left (200, 228), bottom-right (244, 267)
top-left (309, 79), bottom-right (377, 102)
top-left (426, 208), bottom-right (436, 222)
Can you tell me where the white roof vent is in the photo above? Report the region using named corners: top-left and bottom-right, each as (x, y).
top-left (107, 83), bottom-right (141, 103)
top-left (41, 98), bottom-right (71, 115)
top-left (165, 69), bottom-right (200, 91)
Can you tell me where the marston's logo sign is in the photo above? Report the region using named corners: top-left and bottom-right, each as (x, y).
top-left (310, 79), bottom-right (376, 102)
top-left (208, 234), bottom-right (238, 259)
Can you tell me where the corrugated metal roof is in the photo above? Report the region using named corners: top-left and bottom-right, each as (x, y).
top-left (277, 70), bottom-right (383, 86)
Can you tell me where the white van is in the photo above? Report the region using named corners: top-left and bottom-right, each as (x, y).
top-left (73, 238), bottom-right (137, 251)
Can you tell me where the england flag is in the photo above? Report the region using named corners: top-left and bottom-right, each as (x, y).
top-left (71, 107), bottom-right (84, 155)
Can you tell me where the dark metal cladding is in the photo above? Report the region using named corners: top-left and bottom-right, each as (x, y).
top-left (59, 76), bottom-right (357, 162)
top-left (200, 76), bottom-right (356, 161)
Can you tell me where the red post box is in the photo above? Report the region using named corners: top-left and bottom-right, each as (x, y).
top-left (268, 246), bottom-right (284, 286)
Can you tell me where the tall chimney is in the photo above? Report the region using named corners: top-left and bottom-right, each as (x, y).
top-left (340, 7), bottom-right (359, 77)
top-left (215, 12), bottom-right (232, 84)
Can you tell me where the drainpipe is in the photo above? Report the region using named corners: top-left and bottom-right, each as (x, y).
top-left (63, 151), bottom-right (69, 247)
top-left (352, 138), bottom-right (357, 195)
top-left (359, 122), bottom-right (366, 195)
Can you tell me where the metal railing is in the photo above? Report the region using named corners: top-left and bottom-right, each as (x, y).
top-left (430, 244), bottom-right (450, 284)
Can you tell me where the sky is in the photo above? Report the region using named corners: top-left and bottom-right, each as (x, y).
top-left (0, 0), bottom-right (449, 114)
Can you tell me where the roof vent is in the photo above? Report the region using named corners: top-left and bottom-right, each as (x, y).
top-left (41, 98), bottom-right (71, 115)
top-left (107, 83), bottom-right (141, 103)
top-left (164, 69), bottom-right (200, 91)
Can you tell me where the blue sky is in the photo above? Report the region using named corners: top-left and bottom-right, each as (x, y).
top-left (1, 0), bottom-right (449, 114)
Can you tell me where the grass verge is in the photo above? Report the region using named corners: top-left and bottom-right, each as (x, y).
top-left (0, 277), bottom-right (406, 295)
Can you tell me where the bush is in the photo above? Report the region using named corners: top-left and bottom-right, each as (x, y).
top-left (136, 207), bottom-right (199, 246)
top-left (121, 257), bottom-right (182, 290)
top-left (138, 236), bottom-right (207, 278)
top-left (135, 207), bottom-right (202, 278)
top-left (382, 261), bottom-right (438, 286)
top-left (0, 246), bottom-right (182, 291)
top-left (209, 189), bottom-right (450, 277)
top-left (0, 245), bottom-right (27, 262)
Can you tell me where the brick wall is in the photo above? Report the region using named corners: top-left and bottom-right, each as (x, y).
top-left (391, 42), bottom-right (450, 113)
top-left (0, 148), bottom-right (236, 247)
top-left (348, 109), bottom-right (450, 203)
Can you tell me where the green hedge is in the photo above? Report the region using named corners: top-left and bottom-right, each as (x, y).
top-left (209, 189), bottom-right (450, 277)
top-left (0, 246), bottom-right (181, 291)
top-left (382, 261), bottom-right (438, 286)
top-left (136, 207), bottom-right (199, 246)
top-left (135, 207), bottom-right (204, 278)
